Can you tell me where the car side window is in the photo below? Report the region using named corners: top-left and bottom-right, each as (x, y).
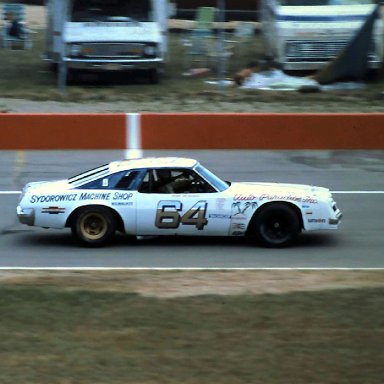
top-left (138, 170), bottom-right (152, 193)
top-left (138, 169), bottom-right (216, 194)
top-left (77, 170), bottom-right (142, 190)
top-left (114, 171), bottom-right (141, 190)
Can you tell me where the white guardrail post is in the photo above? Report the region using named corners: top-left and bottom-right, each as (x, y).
top-left (125, 113), bottom-right (143, 159)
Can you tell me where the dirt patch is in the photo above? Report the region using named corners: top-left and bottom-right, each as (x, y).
top-left (1, 270), bottom-right (383, 298)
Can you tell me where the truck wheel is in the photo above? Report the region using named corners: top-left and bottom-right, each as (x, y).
top-left (72, 207), bottom-right (116, 247)
top-left (251, 204), bottom-right (301, 247)
top-left (65, 69), bottom-right (82, 85)
top-left (148, 68), bottom-right (159, 84)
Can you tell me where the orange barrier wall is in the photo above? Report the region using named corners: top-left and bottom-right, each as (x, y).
top-left (0, 114), bottom-right (126, 150)
top-left (1, 113), bottom-right (384, 149)
top-left (141, 113), bottom-right (384, 150)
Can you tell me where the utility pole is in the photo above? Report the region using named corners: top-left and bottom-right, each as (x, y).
top-left (217, 0), bottom-right (226, 91)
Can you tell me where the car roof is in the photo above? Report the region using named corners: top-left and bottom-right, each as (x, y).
top-left (109, 157), bottom-right (199, 173)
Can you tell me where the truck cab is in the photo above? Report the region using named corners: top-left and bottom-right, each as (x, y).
top-left (46, 0), bottom-right (174, 83)
top-left (261, 0), bottom-right (383, 71)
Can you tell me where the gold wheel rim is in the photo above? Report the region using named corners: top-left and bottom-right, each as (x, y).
top-left (80, 212), bottom-right (107, 240)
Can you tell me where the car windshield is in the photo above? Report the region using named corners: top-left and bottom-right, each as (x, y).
top-left (278, 0), bottom-right (373, 5)
top-left (195, 164), bottom-right (229, 192)
top-left (71, 0), bottom-right (152, 22)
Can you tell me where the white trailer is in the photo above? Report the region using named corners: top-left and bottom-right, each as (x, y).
top-left (261, 0), bottom-right (383, 71)
top-left (45, 0), bottom-right (175, 83)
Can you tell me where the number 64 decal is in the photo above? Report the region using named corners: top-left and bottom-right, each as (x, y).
top-left (155, 200), bottom-right (208, 230)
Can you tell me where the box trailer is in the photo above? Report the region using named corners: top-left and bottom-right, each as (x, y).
top-left (45, 0), bottom-right (175, 83)
top-left (261, 0), bottom-right (383, 71)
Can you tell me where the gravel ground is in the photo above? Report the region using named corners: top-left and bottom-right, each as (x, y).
top-left (2, 93), bottom-right (384, 113)
top-left (1, 270), bottom-right (384, 297)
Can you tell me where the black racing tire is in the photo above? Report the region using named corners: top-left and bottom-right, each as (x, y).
top-left (71, 207), bottom-right (116, 247)
top-left (251, 203), bottom-right (301, 247)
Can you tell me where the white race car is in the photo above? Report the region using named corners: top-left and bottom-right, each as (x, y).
top-left (17, 157), bottom-right (342, 247)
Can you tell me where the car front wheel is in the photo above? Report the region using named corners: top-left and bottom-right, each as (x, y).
top-left (72, 207), bottom-right (116, 247)
top-left (251, 204), bottom-right (301, 247)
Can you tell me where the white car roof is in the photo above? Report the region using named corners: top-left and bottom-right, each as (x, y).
top-left (109, 157), bottom-right (199, 173)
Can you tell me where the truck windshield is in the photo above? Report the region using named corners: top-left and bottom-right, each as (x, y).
top-left (71, 0), bottom-right (152, 22)
top-left (278, 0), bottom-right (374, 5)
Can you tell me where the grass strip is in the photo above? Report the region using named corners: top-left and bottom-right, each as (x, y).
top-left (0, 286), bottom-right (383, 384)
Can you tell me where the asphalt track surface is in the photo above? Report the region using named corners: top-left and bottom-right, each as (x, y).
top-left (0, 150), bottom-right (383, 268)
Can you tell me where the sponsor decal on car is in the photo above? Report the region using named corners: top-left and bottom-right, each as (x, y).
top-left (260, 194), bottom-right (318, 204)
top-left (112, 192), bottom-right (133, 200)
top-left (234, 194), bottom-right (257, 201)
top-left (79, 192), bottom-right (111, 201)
top-left (302, 197), bottom-right (318, 204)
top-left (41, 206), bottom-right (65, 214)
top-left (232, 201), bottom-right (258, 217)
top-left (209, 214), bottom-right (231, 219)
top-left (32, 191), bottom-right (135, 204)
top-left (216, 198), bottom-right (226, 211)
top-left (111, 202), bottom-right (134, 206)
top-left (31, 194), bottom-right (77, 203)
top-left (260, 194), bottom-right (302, 202)
top-left (308, 218), bottom-right (326, 223)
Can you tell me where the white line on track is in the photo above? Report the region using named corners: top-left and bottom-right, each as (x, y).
top-left (0, 267), bottom-right (383, 271)
top-left (332, 191), bottom-right (384, 194)
top-left (0, 191), bottom-right (384, 195)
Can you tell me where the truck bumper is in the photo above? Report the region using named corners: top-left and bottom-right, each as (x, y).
top-left (283, 60), bottom-right (382, 71)
top-left (17, 206), bottom-right (35, 226)
top-left (64, 58), bottom-right (163, 72)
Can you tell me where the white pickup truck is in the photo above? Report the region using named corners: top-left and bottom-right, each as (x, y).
top-left (46, 0), bottom-right (174, 83)
top-left (261, 0), bottom-right (383, 71)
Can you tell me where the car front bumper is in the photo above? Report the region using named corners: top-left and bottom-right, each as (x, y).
top-left (329, 210), bottom-right (343, 226)
top-left (17, 206), bottom-right (35, 226)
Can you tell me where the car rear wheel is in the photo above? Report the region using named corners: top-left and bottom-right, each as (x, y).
top-left (72, 207), bottom-right (116, 247)
top-left (251, 204), bottom-right (301, 247)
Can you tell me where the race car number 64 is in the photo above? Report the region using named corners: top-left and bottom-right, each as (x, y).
top-left (155, 200), bottom-right (208, 230)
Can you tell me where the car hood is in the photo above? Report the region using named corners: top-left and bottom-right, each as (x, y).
top-left (24, 180), bottom-right (71, 193)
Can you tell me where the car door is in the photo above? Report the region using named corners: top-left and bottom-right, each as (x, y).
top-left (136, 168), bottom-right (232, 236)
top-left (103, 169), bottom-right (144, 235)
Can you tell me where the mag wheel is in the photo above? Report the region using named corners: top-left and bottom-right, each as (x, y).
top-left (72, 207), bottom-right (116, 247)
top-left (252, 204), bottom-right (301, 247)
